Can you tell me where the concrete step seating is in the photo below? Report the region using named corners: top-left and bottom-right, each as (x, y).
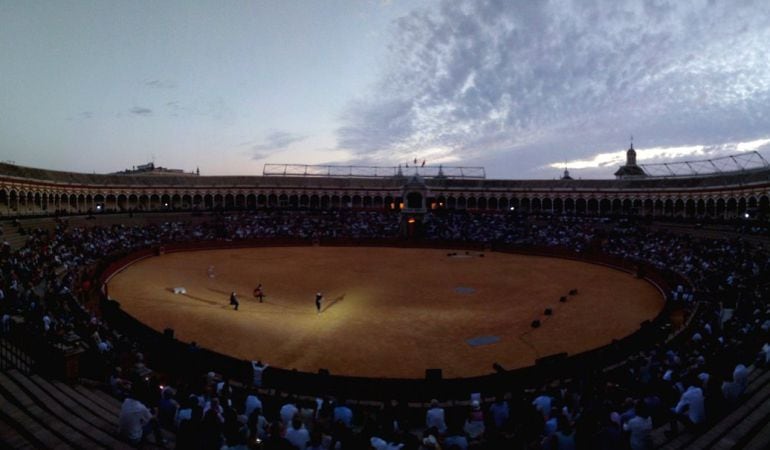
top-left (650, 365), bottom-right (770, 449)
top-left (5, 370), bottom-right (131, 449)
top-left (743, 417), bottom-right (770, 450)
top-left (0, 369), bottom-right (172, 449)
top-left (0, 404), bottom-right (41, 450)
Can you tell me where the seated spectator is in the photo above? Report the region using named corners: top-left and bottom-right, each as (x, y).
top-left (488, 395), bottom-right (510, 431)
top-left (425, 399), bottom-right (447, 434)
top-left (333, 399), bottom-right (354, 429)
top-left (262, 421), bottom-right (294, 450)
top-left (280, 397), bottom-right (299, 426)
top-left (623, 402), bottom-right (653, 450)
top-left (551, 414), bottom-right (576, 450)
top-left (669, 375), bottom-right (706, 436)
top-left (463, 400), bottom-right (485, 441)
top-left (200, 407), bottom-right (225, 449)
top-left (244, 393), bottom-right (262, 418)
top-left (285, 415), bottom-right (310, 449)
top-left (158, 386), bottom-right (179, 429)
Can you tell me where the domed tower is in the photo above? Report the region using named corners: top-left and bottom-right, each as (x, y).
top-left (614, 140), bottom-right (646, 179)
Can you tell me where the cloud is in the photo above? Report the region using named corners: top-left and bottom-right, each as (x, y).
top-left (143, 79), bottom-right (177, 89)
top-left (163, 98), bottom-right (234, 122)
top-left (129, 106), bottom-right (153, 116)
top-left (548, 138), bottom-right (770, 178)
top-left (337, 0), bottom-right (770, 177)
top-left (251, 131), bottom-right (308, 158)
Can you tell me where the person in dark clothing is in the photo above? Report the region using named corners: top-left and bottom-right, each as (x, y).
top-left (262, 421), bottom-right (294, 450)
top-left (253, 284), bottom-right (264, 303)
top-left (230, 291), bottom-right (239, 310)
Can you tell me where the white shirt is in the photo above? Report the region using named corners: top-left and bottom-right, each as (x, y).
top-left (733, 364), bottom-right (749, 389)
top-left (119, 398), bottom-right (152, 442)
top-left (280, 403), bottom-right (299, 426)
top-left (674, 386), bottom-right (705, 424)
top-left (244, 394), bottom-right (262, 417)
top-left (425, 407), bottom-right (447, 433)
top-left (285, 425), bottom-right (310, 449)
top-left (532, 395), bottom-right (552, 416)
top-left (624, 416), bottom-right (653, 450)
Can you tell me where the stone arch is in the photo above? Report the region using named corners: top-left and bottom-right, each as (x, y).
top-left (575, 198), bottom-right (586, 214)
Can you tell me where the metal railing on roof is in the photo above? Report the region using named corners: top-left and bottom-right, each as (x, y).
top-left (262, 164), bottom-right (486, 179)
top-left (639, 151), bottom-right (769, 178)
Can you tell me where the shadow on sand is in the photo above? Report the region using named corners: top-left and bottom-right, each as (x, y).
top-left (322, 294), bottom-right (345, 312)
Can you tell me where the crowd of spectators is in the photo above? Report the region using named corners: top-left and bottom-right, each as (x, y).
top-left (1, 210), bottom-right (769, 449)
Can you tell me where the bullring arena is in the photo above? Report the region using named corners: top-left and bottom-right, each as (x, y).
top-left (107, 246), bottom-right (664, 378)
top-left (2, 152), bottom-right (770, 449)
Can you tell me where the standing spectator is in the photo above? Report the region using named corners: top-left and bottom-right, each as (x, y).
top-left (118, 384), bottom-right (163, 446)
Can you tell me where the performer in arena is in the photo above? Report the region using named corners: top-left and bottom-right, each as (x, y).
top-left (253, 284), bottom-right (264, 303)
top-left (315, 292), bottom-right (323, 313)
top-left (230, 291), bottom-right (239, 310)
top-left (207, 265), bottom-right (216, 278)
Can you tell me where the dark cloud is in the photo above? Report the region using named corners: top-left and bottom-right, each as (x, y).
top-left (250, 151), bottom-right (268, 161)
top-left (129, 106), bottom-right (153, 116)
top-left (338, 0), bottom-right (770, 176)
top-left (252, 131), bottom-right (308, 155)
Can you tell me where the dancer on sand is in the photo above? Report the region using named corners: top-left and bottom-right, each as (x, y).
top-left (253, 284), bottom-right (264, 303)
top-left (207, 265), bottom-right (215, 278)
top-left (230, 291), bottom-right (239, 310)
top-left (315, 292), bottom-right (323, 313)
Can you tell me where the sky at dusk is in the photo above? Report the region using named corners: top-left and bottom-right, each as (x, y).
top-left (2, 0), bottom-right (770, 179)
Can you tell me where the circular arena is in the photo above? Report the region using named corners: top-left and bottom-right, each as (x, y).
top-left (107, 246), bottom-right (664, 378)
top-left (1, 155), bottom-right (769, 449)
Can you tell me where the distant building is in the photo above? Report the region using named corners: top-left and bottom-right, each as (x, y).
top-left (614, 142), bottom-right (647, 179)
top-left (112, 162), bottom-right (197, 176)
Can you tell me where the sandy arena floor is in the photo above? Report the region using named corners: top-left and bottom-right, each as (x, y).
top-left (107, 246), bottom-right (664, 379)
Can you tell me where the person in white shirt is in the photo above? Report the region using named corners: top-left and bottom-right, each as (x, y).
top-left (119, 389), bottom-right (163, 445)
top-left (119, 396), bottom-right (152, 444)
top-left (532, 393), bottom-right (553, 419)
top-left (280, 400), bottom-right (299, 426)
top-left (425, 399), bottom-right (447, 434)
top-left (244, 394), bottom-right (262, 418)
top-left (285, 416), bottom-right (310, 449)
top-left (624, 402), bottom-right (653, 450)
top-left (669, 377), bottom-right (705, 435)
